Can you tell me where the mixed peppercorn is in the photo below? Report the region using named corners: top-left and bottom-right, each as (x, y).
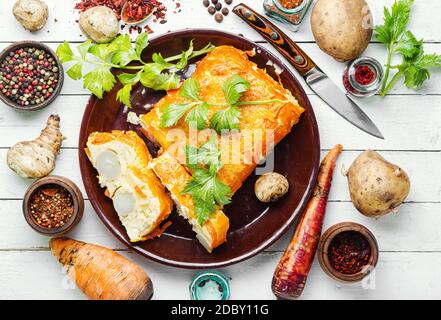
top-left (30, 184), bottom-right (74, 229)
top-left (203, 0), bottom-right (233, 23)
top-left (0, 47), bottom-right (60, 107)
top-left (328, 231), bottom-right (371, 275)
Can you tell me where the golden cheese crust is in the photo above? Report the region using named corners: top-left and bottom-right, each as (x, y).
top-left (140, 46), bottom-right (305, 192)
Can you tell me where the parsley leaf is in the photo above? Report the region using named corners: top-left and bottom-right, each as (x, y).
top-left (66, 63), bottom-right (83, 80)
top-left (222, 75), bottom-right (250, 105)
top-left (56, 41), bottom-right (74, 63)
top-left (210, 106), bottom-right (241, 133)
top-left (83, 66), bottom-right (116, 99)
top-left (182, 139), bottom-right (232, 225)
top-left (117, 84), bottom-right (132, 107)
top-left (395, 30), bottom-right (423, 59)
top-left (180, 78), bottom-right (200, 101)
top-left (160, 103), bottom-right (197, 127)
top-left (375, 0), bottom-right (441, 95)
top-left (186, 102), bottom-right (209, 130)
top-left (56, 37), bottom-right (215, 104)
top-left (135, 32), bottom-right (149, 58)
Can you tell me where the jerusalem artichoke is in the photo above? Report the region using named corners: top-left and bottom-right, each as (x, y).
top-left (7, 114), bottom-right (63, 179)
top-left (50, 237), bottom-right (154, 300)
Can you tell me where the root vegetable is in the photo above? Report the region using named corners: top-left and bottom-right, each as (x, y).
top-left (272, 144), bottom-right (343, 299)
top-left (7, 114), bottom-right (63, 179)
top-left (50, 237), bottom-right (154, 300)
top-left (347, 150), bottom-right (411, 217)
top-left (13, 0), bottom-right (49, 32)
top-left (79, 6), bottom-right (119, 44)
top-left (311, 0), bottom-right (373, 62)
top-left (254, 172), bottom-right (289, 203)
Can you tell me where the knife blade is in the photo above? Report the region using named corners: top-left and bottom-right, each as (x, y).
top-left (233, 3), bottom-right (384, 139)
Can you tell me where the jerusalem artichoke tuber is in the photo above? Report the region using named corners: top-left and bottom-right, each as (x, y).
top-left (50, 237), bottom-right (154, 300)
top-left (7, 114), bottom-right (63, 179)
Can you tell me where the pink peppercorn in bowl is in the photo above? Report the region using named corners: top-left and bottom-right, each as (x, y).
top-left (23, 176), bottom-right (84, 237)
top-left (0, 41), bottom-right (64, 111)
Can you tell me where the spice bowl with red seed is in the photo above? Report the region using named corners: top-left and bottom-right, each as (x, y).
top-left (0, 41), bottom-right (64, 111)
top-left (317, 222), bottom-right (379, 283)
top-left (23, 176), bottom-right (84, 237)
top-left (343, 56), bottom-right (384, 98)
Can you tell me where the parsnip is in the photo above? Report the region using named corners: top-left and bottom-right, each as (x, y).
top-left (7, 114), bottom-right (63, 178)
top-left (50, 238), bottom-right (154, 300)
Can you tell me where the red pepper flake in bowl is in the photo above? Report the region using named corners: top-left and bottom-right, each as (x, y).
top-left (75, 0), bottom-right (167, 23)
top-left (122, 0), bottom-right (155, 24)
top-left (30, 184), bottom-right (74, 229)
top-left (328, 231), bottom-right (371, 275)
top-left (342, 56), bottom-right (384, 98)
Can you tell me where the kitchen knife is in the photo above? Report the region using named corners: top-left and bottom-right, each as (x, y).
top-left (233, 3), bottom-right (384, 139)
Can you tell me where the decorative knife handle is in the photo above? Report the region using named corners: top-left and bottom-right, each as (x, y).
top-left (233, 3), bottom-right (316, 76)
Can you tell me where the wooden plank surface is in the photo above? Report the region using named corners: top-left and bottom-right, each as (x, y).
top-left (0, 0), bottom-right (440, 300)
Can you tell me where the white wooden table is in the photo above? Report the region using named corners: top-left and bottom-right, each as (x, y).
top-left (1, 0), bottom-right (440, 300)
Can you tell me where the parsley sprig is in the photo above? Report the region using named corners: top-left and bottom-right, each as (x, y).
top-left (160, 75), bottom-right (291, 132)
top-left (56, 34), bottom-right (215, 106)
top-left (182, 136), bottom-right (232, 225)
top-left (375, 0), bottom-right (441, 95)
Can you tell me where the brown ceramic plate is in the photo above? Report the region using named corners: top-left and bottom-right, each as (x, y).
top-left (79, 29), bottom-right (320, 268)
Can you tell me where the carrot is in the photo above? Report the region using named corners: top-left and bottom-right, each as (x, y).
top-left (50, 237), bottom-right (153, 300)
top-left (271, 144), bottom-right (343, 299)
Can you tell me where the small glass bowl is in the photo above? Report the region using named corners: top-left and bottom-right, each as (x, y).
top-left (263, 0), bottom-right (314, 31)
top-left (343, 56), bottom-right (384, 98)
top-left (189, 271), bottom-right (230, 300)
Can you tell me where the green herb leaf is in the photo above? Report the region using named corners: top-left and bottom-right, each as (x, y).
top-left (210, 106), bottom-right (241, 133)
top-left (160, 103), bottom-right (197, 128)
top-left (56, 41), bottom-right (74, 63)
top-left (222, 75), bottom-right (250, 105)
top-left (139, 63), bottom-right (166, 87)
top-left (151, 72), bottom-right (181, 91)
top-left (83, 66), bottom-right (116, 99)
top-left (176, 40), bottom-right (194, 70)
top-left (186, 102), bottom-right (208, 130)
top-left (180, 78), bottom-right (200, 101)
top-left (135, 33), bottom-right (149, 58)
top-left (66, 62), bottom-right (83, 80)
top-left (418, 53), bottom-right (441, 68)
top-left (77, 40), bottom-right (93, 59)
top-left (191, 136), bottom-right (221, 171)
top-left (395, 30), bottom-right (423, 59)
top-left (375, 0), bottom-right (414, 44)
top-left (118, 72), bottom-right (141, 86)
top-left (181, 165), bottom-right (231, 226)
top-left (116, 84), bottom-right (133, 107)
top-left (152, 53), bottom-right (174, 69)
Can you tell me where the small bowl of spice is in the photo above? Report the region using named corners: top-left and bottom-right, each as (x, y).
top-left (317, 222), bottom-right (379, 283)
top-left (343, 56), bottom-right (384, 98)
top-left (0, 41), bottom-right (64, 111)
top-left (23, 176), bottom-right (84, 237)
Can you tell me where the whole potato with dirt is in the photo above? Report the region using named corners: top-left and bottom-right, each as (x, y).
top-left (347, 150), bottom-right (411, 217)
top-left (79, 6), bottom-right (118, 44)
top-left (13, 0), bottom-right (49, 32)
top-left (311, 0), bottom-right (373, 62)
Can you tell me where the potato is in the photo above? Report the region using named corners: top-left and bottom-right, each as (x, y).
top-left (255, 172), bottom-right (289, 203)
top-left (347, 150), bottom-right (411, 217)
top-left (311, 0), bottom-right (373, 62)
top-left (13, 0), bottom-right (48, 32)
top-left (79, 6), bottom-right (118, 44)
